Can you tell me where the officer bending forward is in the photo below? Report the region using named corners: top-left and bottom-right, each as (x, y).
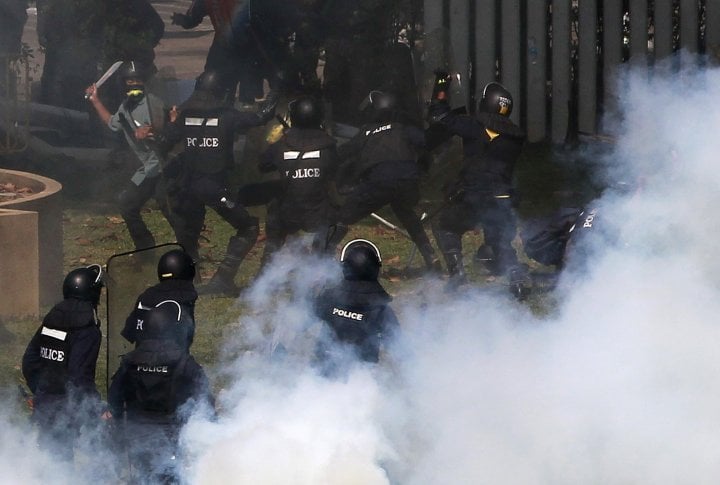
top-left (258, 95), bottom-right (339, 263)
top-left (314, 239), bottom-right (399, 375)
top-left (163, 70), bottom-right (277, 296)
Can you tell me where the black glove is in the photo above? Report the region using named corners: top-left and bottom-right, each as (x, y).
top-left (257, 90), bottom-right (280, 124)
top-left (427, 100), bottom-right (451, 123)
top-left (171, 12), bottom-right (193, 28)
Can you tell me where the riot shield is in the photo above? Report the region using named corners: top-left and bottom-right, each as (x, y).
top-left (105, 243), bottom-right (183, 391)
top-left (420, 27), bottom-right (468, 112)
top-left (419, 27), bottom-right (468, 198)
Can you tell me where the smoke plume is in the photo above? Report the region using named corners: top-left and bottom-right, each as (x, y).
top-left (4, 64), bottom-right (720, 484)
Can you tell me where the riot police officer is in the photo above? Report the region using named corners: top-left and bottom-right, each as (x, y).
top-left (122, 248), bottom-right (198, 350)
top-left (85, 61), bottom-right (175, 251)
top-left (163, 70), bottom-right (277, 296)
top-left (429, 82), bottom-right (526, 288)
top-left (314, 239), bottom-right (399, 373)
top-left (108, 301), bottom-right (214, 484)
top-left (330, 90), bottom-right (441, 272)
top-left (258, 95), bottom-right (339, 263)
top-left (22, 264), bottom-right (104, 461)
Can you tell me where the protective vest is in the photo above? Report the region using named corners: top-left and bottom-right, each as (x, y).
top-left (180, 108), bottom-right (232, 174)
top-left (35, 325), bottom-right (72, 395)
top-left (275, 128), bottom-right (336, 206)
top-left (126, 345), bottom-right (188, 414)
top-left (122, 280), bottom-right (198, 349)
top-left (317, 280), bottom-right (397, 363)
top-left (357, 122), bottom-right (416, 173)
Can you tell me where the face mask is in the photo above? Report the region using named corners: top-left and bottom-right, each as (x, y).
top-left (126, 85), bottom-right (145, 99)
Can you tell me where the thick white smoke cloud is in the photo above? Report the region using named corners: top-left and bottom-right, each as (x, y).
top-left (5, 64), bottom-right (720, 484)
top-left (182, 64), bottom-right (720, 484)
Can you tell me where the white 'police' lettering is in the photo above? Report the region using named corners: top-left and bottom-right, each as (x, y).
top-left (332, 308), bottom-right (364, 321)
top-left (137, 364), bottom-right (169, 373)
top-left (285, 168), bottom-right (321, 179)
top-left (186, 137), bottom-right (220, 148)
top-left (40, 346), bottom-right (65, 362)
top-left (365, 124), bottom-right (392, 136)
top-left (583, 209), bottom-right (598, 228)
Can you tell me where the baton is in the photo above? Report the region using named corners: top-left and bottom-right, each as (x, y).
top-left (370, 213), bottom-right (410, 240)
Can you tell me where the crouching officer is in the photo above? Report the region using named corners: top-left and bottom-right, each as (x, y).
top-left (22, 264), bottom-right (104, 461)
top-left (258, 95), bottom-right (339, 264)
top-left (122, 248), bottom-right (198, 350)
top-left (108, 301), bottom-right (215, 484)
top-left (314, 239), bottom-right (399, 375)
top-left (429, 82), bottom-right (526, 289)
top-left (329, 90), bottom-right (441, 273)
top-left (163, 69), bottom-right (277, 296)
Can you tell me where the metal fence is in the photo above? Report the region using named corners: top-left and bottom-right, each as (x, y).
top-left (424, 0), bottom-right (720, 143)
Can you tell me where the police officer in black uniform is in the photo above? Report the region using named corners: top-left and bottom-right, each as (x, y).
top-left (330, 91), bottom-right (441, 272)
top-left (122, 248), bottom-right (198, 350)
top-left (108, 301), bottom-right (214, 484)
top-left (314, 239), bottom-right (399, 374)
top-left (429, 82), bottom-right (526, 288)
top-left (22, 264), bottom-right (104, 461)
top-left (258, 95), bottom-right (339, 264)
top-left (163, 70), bottom-right (277, 296)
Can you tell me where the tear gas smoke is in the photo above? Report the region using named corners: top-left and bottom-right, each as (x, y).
top-left (5, 64), bottom-right (720, 484)
top-left (181, 64), bottom-right (720, 484)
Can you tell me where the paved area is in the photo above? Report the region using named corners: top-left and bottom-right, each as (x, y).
top-left (21, 0), bottom-right (217, 82)
top-left (151, 0), bottom-right (214, 79)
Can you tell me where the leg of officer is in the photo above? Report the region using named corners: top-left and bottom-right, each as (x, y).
top-left (389, 180), bottom-right (440, 271)
top-left (432, 200), bottom-right (477, 286)
top-left (195, 176), bottom-right (259, 295)
top-left (478, 197), bottom-right (520, 276)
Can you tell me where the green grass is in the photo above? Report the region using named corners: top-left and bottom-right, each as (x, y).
top-left (1, 141), bottom-right (597, 401)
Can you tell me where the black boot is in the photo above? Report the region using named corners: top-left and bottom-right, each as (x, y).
top-left (431, 225), bottom-right (464, 282)
top-left (200, 230), bottom-right (257, 297)
top-left (507, 264), bottom-right (531, 301)
top-left (418, 242), bottom-right (443, 274)
top-left (325, 223), bottom-right (349, 253)
top-left (445, 252), bottom-right (468, 290)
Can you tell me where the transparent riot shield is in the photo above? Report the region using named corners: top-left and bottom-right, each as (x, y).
top-left (420, 27), bottom-right (467, 112)
top-left (105, 243), bottom-right (183, 391)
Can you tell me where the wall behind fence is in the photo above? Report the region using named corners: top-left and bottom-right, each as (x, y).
top-left (424, 0), bottom-right (720, 143)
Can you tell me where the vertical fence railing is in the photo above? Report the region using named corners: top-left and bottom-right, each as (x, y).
top-left (424, 0), bottom-right (717, 144)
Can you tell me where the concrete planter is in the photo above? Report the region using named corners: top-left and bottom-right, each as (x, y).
top-left (0, 168), bottom-right (62, 316)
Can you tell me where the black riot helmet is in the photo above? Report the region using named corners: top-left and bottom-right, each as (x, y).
top-left (62, 264), bottom-right (104, 304)
top-left (195, 69), bottom-right (225, 98)
top-left (118, 61), bottom-right (147, 99)
top-left (363, 90), bottom-right (397, 122)
top-left (118, 61), bottom-right (147, 85)
top-left (340, 239), bottom-right (382, 281)
top-left (157, 249), bottom-right (196, 282)
top-left (141, 300), bottom-right (183, 343)
top-left (288, 96), bottom-right (322, 129)
top-left (479, 82), bottom-right (513, 116)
